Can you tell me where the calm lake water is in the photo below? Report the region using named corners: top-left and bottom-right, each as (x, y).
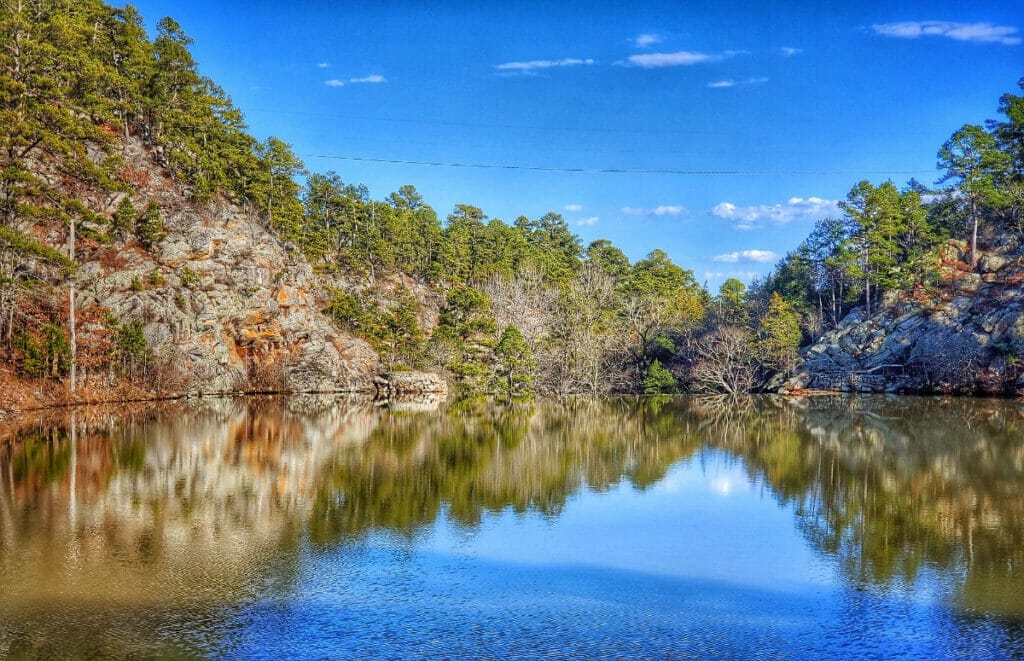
top-left (1, 395), bottom-right (1023, 659)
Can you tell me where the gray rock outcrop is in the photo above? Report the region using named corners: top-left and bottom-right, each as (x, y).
top-left (73, 141), bottom-right (382, 395)
top-left (780, 242), bottom-right (1024, 395)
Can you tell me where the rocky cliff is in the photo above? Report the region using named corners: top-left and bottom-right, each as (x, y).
top-left (780, 239), bottom-right (1024, 395)
top-left (69, 139), bottom-right (383, 396)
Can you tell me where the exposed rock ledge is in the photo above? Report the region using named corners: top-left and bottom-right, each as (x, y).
top-left (375, 372), bottom-right (449, 402)
top-left (778, 241), bottom-right (1024, 396)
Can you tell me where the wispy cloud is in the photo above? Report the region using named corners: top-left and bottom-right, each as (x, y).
top-left (495, 57), bottom-right (595, 73)
top-left (627, 50), bottom-right (719, 67)
top-left (621, 205), bottom-right (687, 217)
top-left (704, 270), bottom-right (761, 281)
top-left (780, 47), bottom-right (802, 56)
top-left (712, 249), bottom-right (778, 263)
top-left (708, 77), bottom-right (768, 89)
top-left (317, 62), bottom-right (330, 68)
top-left (633, 33), bottom-right (663, 48)
top-left (574, 216), bottom-right (599, 227)
top-left (563, 204), bottom-right (583, 212)
top-left (325, 75), bottom-right (387, 88)
top-left (712, 197), bottom-right (839, 230)
top-left (872, 21), bottom-right (1020, 45)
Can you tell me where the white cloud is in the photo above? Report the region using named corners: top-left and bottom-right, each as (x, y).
top-left (350, 75), bottom-right (386, 84)
top-left (324, 79), bottom-right (345, 87)
top-left (712, 196), bottom-right (839, 230)
top-left (621, 205), bottom-right (687, 217)
top-left (704, 271), bottom-right (761, 281)
top-left (317, 62), bottom-right (330, 68)
top-left (633, 33), bottom-right (663, 48)
top-left (872, 21), bottom-right (1020, 45)
top-left (574, 216), bottom-right (599, 227)
top-left (563, 204), bottom-right (583, 212)
top-left (495, 58), bottom-right (595, 73)
top-left (627, 50), bottom-right (718, 67)
top-left (780, 47), bottom-right (802, 56)
top-left (708, 77), bottom-right (768, 89)
top-left (712, 249), bottom-right (778, 263)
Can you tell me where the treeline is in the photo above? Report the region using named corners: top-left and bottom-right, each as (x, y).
top-left (1, 0), bottom-right (1021, 398)
top-left (300, 175), bottom-right (803, 398)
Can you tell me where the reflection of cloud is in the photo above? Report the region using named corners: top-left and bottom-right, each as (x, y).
top-left (872, 21), bottom-right (1021, 45)
top-left (711, 476), bottom-right (733, 495)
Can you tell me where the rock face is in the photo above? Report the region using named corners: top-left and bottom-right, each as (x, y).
top-left (375, 372), bottom-right (448, 401)
top-left (74, 141), bottom-right (382, 395)
top-left (781, 241), bottom-right (1024, 395)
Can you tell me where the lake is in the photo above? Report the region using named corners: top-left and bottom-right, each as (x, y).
top-left (1, 395), bottom-right (1022, 659)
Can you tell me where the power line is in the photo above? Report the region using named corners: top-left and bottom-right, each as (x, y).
top-left (302, 154), bottom-right (937, 176)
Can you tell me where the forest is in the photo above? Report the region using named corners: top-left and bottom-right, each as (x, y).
top-left (1, 0), bottom-right (1022, 401)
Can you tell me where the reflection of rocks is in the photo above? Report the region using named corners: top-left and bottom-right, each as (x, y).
top-left (1, 395), bottom-right (1023, 619)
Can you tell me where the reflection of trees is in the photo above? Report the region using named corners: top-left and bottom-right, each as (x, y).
top-left (2, 393), bottom-right (1023, 632)
top-left (308, 397), bottom-right (703, 546)
top-left (696, 396), bottom-right (1024, 618)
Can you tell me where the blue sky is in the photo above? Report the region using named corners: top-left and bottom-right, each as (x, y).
top-left (122, 0), bottom-right (1022, 285)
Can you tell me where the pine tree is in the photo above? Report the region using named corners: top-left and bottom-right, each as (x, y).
top-left (493, 325), bottom-right (535, 402)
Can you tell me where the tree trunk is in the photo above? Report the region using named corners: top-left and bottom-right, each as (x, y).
top-left (68, 216), bottom-right (76, 394)
top-left (970, 200), bottom-right (979, 267)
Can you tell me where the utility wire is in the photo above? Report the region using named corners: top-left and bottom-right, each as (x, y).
top-left (302, 153), bottom-right (937, 176)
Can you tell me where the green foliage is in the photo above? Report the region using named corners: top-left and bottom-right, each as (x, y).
top-left (643, 359), bottom-right (677, 394)
top-left (111, 318), bottom-right (149, 378)
top-left (13, 323), bottom-right (71, 378)
top-left (148, 269), bottom-right (165, 286)
top-left (323, 287), bottom-right (426, 370)
top-left (430, 287), bottom-right (498, 395)
top-left (136, 202), bottom-right (166, 248)
top-left (178, 266), bottom-right (199, 289)
top-left (130, 275), bottom-right (144, 291)
top-left (755, 293), bottom-right (802, 371)
top-left (493, 325), bottom-right (536, 402)
top-left (111, 197), bottom-right (137, 242)
top-left (715, 278), bottom-right (748, 325)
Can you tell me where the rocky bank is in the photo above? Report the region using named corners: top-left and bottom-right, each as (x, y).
top-left (780, 239), bottom-right (1024, 395)
top-left (59, 139), bottom-right (445, 400)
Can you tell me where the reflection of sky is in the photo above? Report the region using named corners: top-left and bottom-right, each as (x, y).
top-left (426, 451), bottom-right (834, 595)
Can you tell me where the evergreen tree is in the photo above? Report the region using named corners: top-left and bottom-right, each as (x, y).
top-left (756, 293), bottom-right (802, 371)
top-left (643, 359), bottom-right (677, 394)
top-left (493, 325), bottom-right (535, 402)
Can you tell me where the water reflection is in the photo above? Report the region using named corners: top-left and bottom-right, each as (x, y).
top-left (1, 395), bottom-right (1023, 656)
